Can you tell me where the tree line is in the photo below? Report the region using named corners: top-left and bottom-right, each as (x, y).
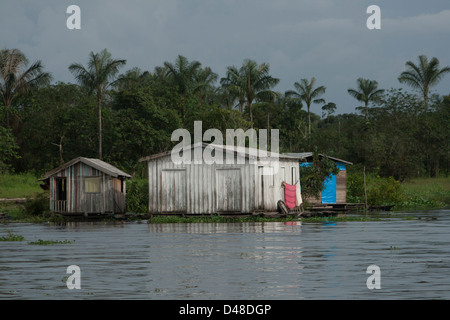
top-left (1, 48), bottom-right (449, 181)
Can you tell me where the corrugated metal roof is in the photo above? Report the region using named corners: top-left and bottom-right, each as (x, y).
top-left (140, 143), bottom-right (304, 162)
top-left (284, 152), bottom-right (314, 159)
top-left (284, 152), bottom-right (353, 165)
top-left (42, 157), bottom-right (132, 179)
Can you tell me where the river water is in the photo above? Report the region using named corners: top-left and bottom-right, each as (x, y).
top-left (1, 209), bottom-right (449, 300)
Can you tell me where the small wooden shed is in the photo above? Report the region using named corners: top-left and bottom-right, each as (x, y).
top-left (285, 152), bottom-right (353, 204)
top-left (40, 157), bottom-right (131, 216)
top-left (139, 143), bottom-right (302, 215)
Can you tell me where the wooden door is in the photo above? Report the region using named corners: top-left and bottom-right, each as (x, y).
top-left (113, 178), bottom-right (126, 213)
top-left (160, 169), bottom-right (187, 213)
top-left (216, 168), bottom-right (242, 212)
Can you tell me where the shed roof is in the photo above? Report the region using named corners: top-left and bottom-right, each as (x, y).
top-left (139, 143), bottom-right (304, 163)
top-left (284, 152), bottom-right (353, 165)
top-left (42, 157), bottom-right (132, 179)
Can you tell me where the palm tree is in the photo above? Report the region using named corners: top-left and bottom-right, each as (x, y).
top-left (398, 55), bottom-right (450, 109)
top-left (285, 77), bottom-right (326, 135)
top-left (221, 59), bottom-right (279, 123)
top-left (347, 78), bottom-right (384, 120)
top-left (192, 66), bottom-right (218, 103)
top-left (114, 67), bottom-right (152, 91)
top-left (322, 102), bottom-right (337, 120)
top-left (164, 55), bottom-right (203, 95)
top-left (163, 55), bottom-right (218, 121)
top-left (220, 65), bottom-right (246, 112)
top-left (0, 48), bottom-right (52, 128)
top-left (69, 49), bottom-right (126, 159)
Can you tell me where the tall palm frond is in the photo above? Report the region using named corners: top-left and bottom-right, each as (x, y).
top-left (69, 49), bottom-right (126, 159)
top-left (163, 55), bottom-right (218, 121)
top-left (220, 59), bottom-right (279, 123)
top-left (0, 48), bottom-right (52, 127)
top-left (398, 55), bottom-right (450, 109)
top-left (347, 78), bottom-right (384, 120)
top-left (286, 77), bottom-right (326, 135)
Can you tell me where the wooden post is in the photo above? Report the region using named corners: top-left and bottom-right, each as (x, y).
top-left (363, 166), bottom-right (368, 213)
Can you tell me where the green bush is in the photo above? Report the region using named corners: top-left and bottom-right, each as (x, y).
top-left (367, 176), bottom-right (404, 206)
top-left (347, 172), bottom-right (365, 203)
top-left (23, 192), bottom-right (49, 216)
top-left (347, 173), bottom-right (404, 206)
top-left (126, 178), bottom-right (148, 213)
top-left (299, 154), bottom-right (339, 199)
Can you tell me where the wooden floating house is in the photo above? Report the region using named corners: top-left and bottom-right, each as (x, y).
top-left (139, 143), bottom-right (303, 215)
top-left (40, 157), bottom-right (131, 217)
top-left (285, 152), bottom-right (352, 205)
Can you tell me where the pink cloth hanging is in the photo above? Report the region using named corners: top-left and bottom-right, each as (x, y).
top-left (284, 183), bottom-right (297, 209)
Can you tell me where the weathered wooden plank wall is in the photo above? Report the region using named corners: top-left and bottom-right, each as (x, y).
top-left (49, 162), bottom-right (126, 214)
top-left (336, 169), bottom-right (347, 204)
top-left (146, 152), bottom-right (300, 214)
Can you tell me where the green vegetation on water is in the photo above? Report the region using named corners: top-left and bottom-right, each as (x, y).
top-left (0, 230), bottom-right (74, 245)
top-left (0, 230), bottom-right (25, 241)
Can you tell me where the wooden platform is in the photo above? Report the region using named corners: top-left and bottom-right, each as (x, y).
top-left (57, 212), bottom-right (116, 220)
top-left (309, 203), bottom-right (366, 212)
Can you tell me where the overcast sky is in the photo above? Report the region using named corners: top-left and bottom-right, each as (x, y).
top-left (2, 0), bottom-right (450, 115)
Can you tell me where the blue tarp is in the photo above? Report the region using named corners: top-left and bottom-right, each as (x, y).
top-left (322, 162), bottom-right (346, 204)
top-left (321, 174), bottom-right (337, 203)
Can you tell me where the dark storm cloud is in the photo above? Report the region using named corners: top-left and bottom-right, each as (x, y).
top-left (1, 0), bottom-right (449, 114)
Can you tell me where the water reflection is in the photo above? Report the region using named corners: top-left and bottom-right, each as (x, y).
top-left (146, 221), bottom-right (302, 234)
top-left (54, 220), bottom-right (128, 230)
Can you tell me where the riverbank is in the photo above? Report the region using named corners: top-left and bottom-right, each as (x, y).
top-left (0, 203), bottom-right (423, 224)
top-left (1, 173), bottom-right (449, 223)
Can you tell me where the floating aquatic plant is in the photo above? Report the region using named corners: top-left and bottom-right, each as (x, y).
top-left (0, 230), bottom-right (25, 241)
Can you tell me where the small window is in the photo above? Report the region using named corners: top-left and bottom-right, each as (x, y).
top-left (291, 167), bottom-right (297, 184)
top-left (85, 177), bottom-right (100, 193)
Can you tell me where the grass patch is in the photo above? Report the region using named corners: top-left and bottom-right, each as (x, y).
top-left (395, 177), bottom-right (450, 210)
top-left (0, 173), bottom-right (52, 222)
top-left (348, 174), bottom-right (450, 211)
top-left (0, 173), bottom-right (42, 199)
